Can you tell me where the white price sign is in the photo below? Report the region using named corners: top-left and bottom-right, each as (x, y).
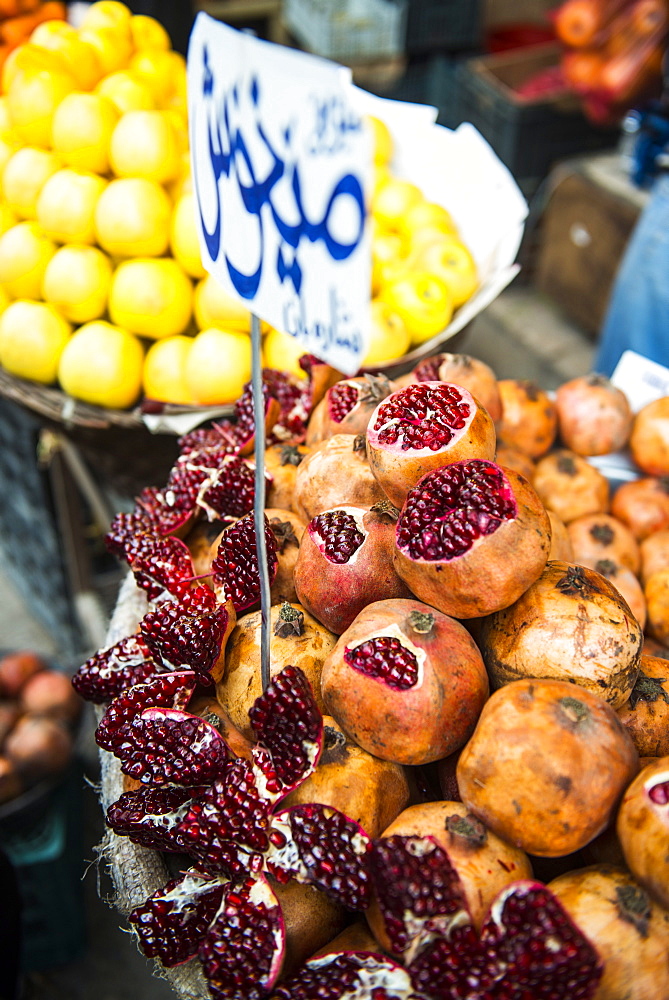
top-left (187, 13), bottom-right (372, 375)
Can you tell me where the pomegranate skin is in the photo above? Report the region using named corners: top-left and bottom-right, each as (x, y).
top-left (555, 373), bottom-right (633, 456)
top-left (320, 597), bottom-right (489, 766)
top-left (305, 373), bottom-right (395, 446)
top-left (549, 864), bottom-right (669, 1000)
top-left (280, 717), bottom-right (411, 838)
top-left (478, 561), bottom-right (643, 710)
top-left (617, 653), bottom-right (669, 757)
top-left (456, 677), bottom-right (639, 857)
top-left (629, 396), bottom-right (669, 476)
top-left (617, 756), bottom-right (669, 910)
top-left (640, 528), bottom-right (669, 584)
top-left (263, 442), bottom-right (312, 510)
top-left (366, 381), bottom-right (496, 509)
top-left (414, 352), bottom-right (503, 424)
top-left (497, 378), bottom-right (558, 458)
top-left (271, 877), bottom-right (348, 979)
top-left (547, 509), bottom-right (574, 561)
top-left (293, 504), bottom-right (412, 635)
top-left (366, 800), bottom-right (533, 937)
top-left (266, 508), bottom-right (307, 606)
top-left (644, 568), bottom-right (669, 646)
top-left (532, 449), bottom-right (610, 524)
top-left (393, 461), bottom-right (551, 620)
top-left (611, 476), bottom-right (669, 541)
top-left (568, 512), bottom-right (641, 575)
top-left (292, 434), bottom-right (387, 522)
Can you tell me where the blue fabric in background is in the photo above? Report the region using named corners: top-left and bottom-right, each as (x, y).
top-left (594, 172), bottom-right (669, 376)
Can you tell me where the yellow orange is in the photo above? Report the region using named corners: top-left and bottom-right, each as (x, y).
top-left (50, 92), bottom-right (119, 174)
top-left (372, 176), bottom-right (423, 231)
top-left (79, 2), bottom-right (133, 33)
top-left (29, 21), bottom-right (103, 91)
top-left (109, 109), bottom-right (180, 183)
top-left (262, 326), bottom-right (309, 380)
top-left (58, 319), bottom-right (144, 409)
top-left (94, 176), bottom-right (171, 257)
top-left (380, 270), bottom-right (454, 346)
top-left (128, 49), bottom-right (185, 107)
top-left (78, 26), bottom-right (133, 76)
top-left (95, 70), bottom-right (155, 113)
top-left (193, 273), bottom-right (251, 333)
top-left (143, 335), bottom-right (194, 404)
top-left (185, 327), bottom-right (252, 405)
top-left (42, 244), bottom-right (112, 323)
top-left (0, 299), bottom-right (71, 384)
top-left (170, 191), bottom-right (206, 279)
top-left (0, 221), bottom-right (56, 299)
top-left (130, 14), bottom-right (171, 51)
top-left (363, 299), bottom-right (410, 367)
top-left (108, 257), bottom-right (193, 339)
top-left (2, 146), bottom-right (61, 220)
top-left (6, 54), bottom-right (77, 147)
top-left (36, 168), bottom-right (107, 244)
top-left (416, 237), bottom-right (478, 309)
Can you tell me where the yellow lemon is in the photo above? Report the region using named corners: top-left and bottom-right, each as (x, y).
top-left (0, 299), bottom-right (71, 383)
top-left (367, 115), bottom-right (393, 166)
top-left (143, 335), bottom-right (194, 404)
top-left (6, 56), bottom-right (77, 148)
top-left (79, 2), bottom-right (133, 33)
top-left (193, 273), bottom-right (251, 333)
top-left (371, 224), bottom-right (407, 295)
top-left (109, 109), bottom-right (180, 183)
top-left (109, 257), bottom-right (193, 339)
top-left (42, 244), bottom-right (112, 323)
top-left (95, 70), bottom-right (155, 113)
top-left (380, 270), bottom-right (454, 346)
top-left (0, 204), bottom-right (17, 237)
top-left (0, 221), bottom-right (56, 298)
top-left (128, 49), bottom-right (184, 107)
top-left (362, 299), bottom-right (410, 367)
top-left (0, 286), bottom-right (9, 315)
top-left (94, 176), bottom-right (171, 257)
top-left (37, 168), bottom-right (107, 244)
top-left (372, 176), bottom-right (423, 232)
top-left (416, 236), bottom-right (478, 309)
top-left (185, 327), bottom-right (252, 404)
top-left (29, 21), bottom-right (103, 91)
top-left (130, 14), bottom-right (171, 52)
top-left (2, 43), bottom-right (69, 95)
top-left (170, 192), bottom-right (205, 279)
top-left (50, 92), bottom-right (118, 174)
top-left (78, 27), bottom-right (133, 76)
top-left (399, 200), bottom-right (458, 243)
top-left (58, 319), bottom-right (144, 409)
top-left (262, 326), bottom-right (309, 380)
top-left (0, 96), bottom-right (13, 139)
top-left (2, 146), bottom-right (61, 220)
top-left (0, 134), bottom-right (19, 177)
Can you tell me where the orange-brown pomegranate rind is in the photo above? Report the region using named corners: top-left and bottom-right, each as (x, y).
top-left (392, 463), bottom-right (552, 619)
top-left (616, 756), bottom-right (669, 910)
top-left (456, 677), bottom-right (639, 857)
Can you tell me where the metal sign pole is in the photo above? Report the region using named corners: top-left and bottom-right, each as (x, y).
top-left (251, 312), bottom-right (271, 692)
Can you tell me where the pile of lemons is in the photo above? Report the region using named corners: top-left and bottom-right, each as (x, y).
top-left (0, 0), bottom-right (291, 409)
top-left (366, 115), bottom-right (479, 367)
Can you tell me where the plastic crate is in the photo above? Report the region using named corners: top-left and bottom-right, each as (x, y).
top-left (0, 765), bottom-right (87, 972)
top-left (283, 0), bottom-right (407, 63)
top-left (404, 0), bottom-right (483, 55)
top-left (455, 43), bottom-right (618, 183)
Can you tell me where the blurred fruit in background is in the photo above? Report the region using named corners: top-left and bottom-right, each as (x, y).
top-left (0, 2), bottom-right (481, 409)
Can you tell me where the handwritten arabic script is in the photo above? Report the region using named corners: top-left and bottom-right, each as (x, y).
top-left (188, 14), bottom-right (372, 374)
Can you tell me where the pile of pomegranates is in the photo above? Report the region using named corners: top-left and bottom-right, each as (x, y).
top-left (0, 649), bottom-right (81, 803)
top-left (70, 359), bottom-right (669, 999)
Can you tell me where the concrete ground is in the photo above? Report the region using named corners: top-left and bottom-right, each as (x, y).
top-left (0, 282), bottom-right (596, 1000)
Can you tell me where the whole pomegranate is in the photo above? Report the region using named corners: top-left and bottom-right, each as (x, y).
top-left (0, 650), bottom-right (48, 698)
top-left (549, 864), bottom-right (669, 1000)
top-left (305, 373), bottom-right (395, 446)
top-left (393, 459), bottom-right (551, 619)
top-left (644, 568), bottom-right (669, 646)
top-left (217, 602), bottom-right (336, 738)
top-left (456, 677), bottom-right (639, 857)
top-left (271, 877), bottom-right (348, 979)
top-left (280, 717), bottom-right (411, 838)
top-left (496, 378), bottom-right (558, 458)
top-left (567, 511), bottom-right (641, 575)
top-left (263, 442), bottom-right (311, 510)
top-left (547, 509), bottom-right (575, 561)
top-left (494, 443), bottom-right (535, 482)
top-left (583, 557), bottom-right (647, 630)
top-left (293, 502), bottom-right (411, 635)
top-left (411, 352), bottom-right (502, 423)
top-left (555, 373), bottom-right (633, 455)
top-left (5, 714), bottom-right (73, 780)
top-left (611, 476), bottom-right (669, 540)
top-left (640, 528), bottom-right (669, 583)
top-left (366, 800), bottom-right (533, 935)
top-left (617, 756), bottom-right (669, 910)
top-left (20, 669), bottom-right (82, 725)
top-left (617, 653), bottom-right (669, 757)
top-left (291, 434), bottom-right (387, 522)
top-left (477, 561), bottom-right (643, 709)
top-left (629, 396), bottom-right (669, 476)
top-left (365, 381), bottom-right (496, 509)
top-left (266, 508), bottom-right (307, 606)
top-left (532, 449), bottom-right (610, 524)
top-left (320, 597), bottom-right (489, 766)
